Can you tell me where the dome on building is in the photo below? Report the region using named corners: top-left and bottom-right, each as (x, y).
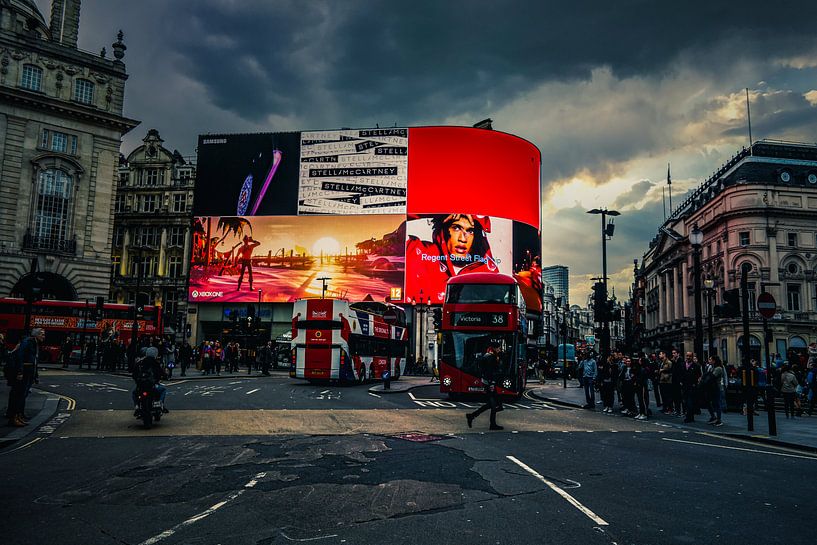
top-left (8, 0), bottom-right (50, 38)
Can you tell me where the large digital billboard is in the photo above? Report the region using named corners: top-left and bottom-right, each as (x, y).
top-left (189, 215), bottom-right (405, 303)
top-left (191, 127), bottom-right (542, 307)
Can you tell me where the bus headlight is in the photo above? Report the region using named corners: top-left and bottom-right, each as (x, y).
top-left (442, 376), bottom-right (452, 387)
top-left (502, 378), bottom-right (512, 390)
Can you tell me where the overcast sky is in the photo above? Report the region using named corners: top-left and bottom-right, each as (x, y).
top-left (38, 0), bottom-right (817, 304)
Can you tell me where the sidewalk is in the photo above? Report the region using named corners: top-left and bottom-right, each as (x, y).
top-left (528, 379), bottom-right (817, 452)
top-left (0, 389), bottom-right (59, 447)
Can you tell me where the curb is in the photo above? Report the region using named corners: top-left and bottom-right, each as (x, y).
top-left (0, 392), bottom-right (60, 451)
top-left (526, 389), bottom-right (584, 409)
top-left (369, 378), bottom-right (437, 394)
top-left (721, 433), bottom-right (817, 455)
top-left (527, 390), bottom-right (817, 454)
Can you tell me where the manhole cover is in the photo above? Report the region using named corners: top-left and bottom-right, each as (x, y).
top-left (393, 432), bottom-right (446, 443)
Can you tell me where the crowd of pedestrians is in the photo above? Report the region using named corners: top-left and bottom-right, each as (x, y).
top-left (573, 344), bottom-right (817, 425)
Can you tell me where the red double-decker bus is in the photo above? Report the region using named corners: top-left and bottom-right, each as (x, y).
top-left (0, 298), bottom-right (162, 362)
top-left (438, 273), bottom-right (528, 399)
top-left (290, 298), bottom-right (408, 383)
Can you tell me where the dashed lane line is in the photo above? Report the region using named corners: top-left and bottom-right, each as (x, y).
top-left (246, 388), bottom-right (260, 395)
top-left (138, 472), bottom-right (266, 545)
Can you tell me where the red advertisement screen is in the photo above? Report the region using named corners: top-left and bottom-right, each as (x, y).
top-left (407, 127), bottom-right (541, 229)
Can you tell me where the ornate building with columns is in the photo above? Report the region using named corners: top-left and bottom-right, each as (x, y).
top-left (638, 140), bottom-right (817, 365)
top-left (110, 129), bottom-right (195, 338)
top-left (0, 0), bottom-right (138, 301)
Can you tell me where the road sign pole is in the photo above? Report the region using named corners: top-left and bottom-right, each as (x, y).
top-left (758, 288), bottom-right (777, 436)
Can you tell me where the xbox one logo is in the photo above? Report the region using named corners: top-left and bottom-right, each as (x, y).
top-left (192, 290), bottom-right (199, 298)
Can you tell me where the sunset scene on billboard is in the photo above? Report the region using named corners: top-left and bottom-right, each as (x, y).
top-left (189, 215), bottom-right (405, 303)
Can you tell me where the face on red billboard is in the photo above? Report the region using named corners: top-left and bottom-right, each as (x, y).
top-left (404, 214), bottom-right (513, 304)
top-left (189, 215), bottom-right (405, 303)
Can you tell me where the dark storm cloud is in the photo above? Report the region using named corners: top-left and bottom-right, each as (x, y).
top-left (104, 0), bottom-right (817, 128)
top-left (612, 180), bottom-right (655, 210)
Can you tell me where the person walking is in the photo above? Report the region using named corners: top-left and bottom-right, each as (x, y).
top-left (634, 357), bottom-right (649, 420)
top-left (780, 364), bottom-right (799, 419)
top-left (581, 351), bottom-right (598, 410)
top-left (466, 341), bottom-right (505, 430)
top-left (619, 357), bottom-right (636, 416)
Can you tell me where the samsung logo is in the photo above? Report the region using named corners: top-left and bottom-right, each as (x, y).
top-left (202, 138), bottom-right (227, 144)
top-left (311, 310), bottom-right (328, 318)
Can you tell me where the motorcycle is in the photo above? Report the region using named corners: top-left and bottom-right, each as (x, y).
top-left (134, 377), bottom-right (164, 429)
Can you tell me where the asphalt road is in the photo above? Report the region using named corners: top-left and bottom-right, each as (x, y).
top-left (2, 370), bottom-right (815, 545)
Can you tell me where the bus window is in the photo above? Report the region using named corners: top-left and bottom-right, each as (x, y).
top-left (446, 284), bottom-right (515, 305)
top-left (442, 331), bottom-right (514, 376)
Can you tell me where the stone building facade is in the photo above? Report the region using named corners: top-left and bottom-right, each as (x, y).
top-left (0, 0), bottom-right (138, 301)
top-left (639, 140), bottom-right (817, 366)
top-left (111, 129), bottom-right (195, 339)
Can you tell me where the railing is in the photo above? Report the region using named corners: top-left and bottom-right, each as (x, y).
top-left (22, 233), bottom-right (76, 255)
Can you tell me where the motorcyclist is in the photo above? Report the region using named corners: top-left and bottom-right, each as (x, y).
top-left (131, 345), bottom-right (168, 415)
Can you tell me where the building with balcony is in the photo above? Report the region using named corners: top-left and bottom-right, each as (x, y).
top-left (0, 0), bottom-right (138, 301)
top-left (639, 140), bottom-right (817, 366)
top-left (110, 129), bottom-right (195, 338)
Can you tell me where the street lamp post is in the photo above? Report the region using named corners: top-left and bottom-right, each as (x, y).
top-left (704, 275), bottom-right (715, 359)
top-left (690, 225), bottom-right (704, 366)
top-left (128, 250), bottom-right (143, 371)
top-left (587, 208), bottom-right (620, 365)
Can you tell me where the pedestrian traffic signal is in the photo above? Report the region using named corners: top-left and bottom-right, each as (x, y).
top-left (432, 307), bottom-right (442, 329)
top-left (95, 296), bottom-right (105, 319)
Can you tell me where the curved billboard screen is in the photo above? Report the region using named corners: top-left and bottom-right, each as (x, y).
top-left (191, 127), bottom-right (541, 309)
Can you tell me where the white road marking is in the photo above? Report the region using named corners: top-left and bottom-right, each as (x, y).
top-left (139, 472), bottom-right (266, 545)
top-left (368, 392), bottom-right (381, 398)
top-left (246, 388), bottom-right (260, 395)
top-left (662, 438), bottom-right (817, 461)
top-left (320, 390), bottom-right (330, 394)
top-left (507, 456), bottom-right (608, 526)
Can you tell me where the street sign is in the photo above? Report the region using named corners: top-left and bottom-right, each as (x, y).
top-left (757, 292), bottom-right (776, 319)
top-left (383, 308), bottom-right (399, 325)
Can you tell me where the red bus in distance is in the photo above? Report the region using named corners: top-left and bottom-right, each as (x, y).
top-left (0, 298), bottom-right (162, 362)
top-left (290, 299), bottom-right (408, 383)
top-left (438, 273), bottom-right (528, 399)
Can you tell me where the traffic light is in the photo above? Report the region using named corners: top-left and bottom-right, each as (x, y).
top-left (185, 323), bottom-right (192, 338)
top-left (25, 273), bottom-right (47, 303)
top-left (432, 307), bottom-right (442, 329)
top-left (714, 288), bottom-right (741, 319)
top-left (95, 296), bottom-right (105, 319)
top-left (606, 300), bottom-right (620, 321)
top-left (592, 282), bottom-right (605, 322)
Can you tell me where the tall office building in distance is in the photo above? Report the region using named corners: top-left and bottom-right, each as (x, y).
top-left (542, 265), bottom-right (569, 307)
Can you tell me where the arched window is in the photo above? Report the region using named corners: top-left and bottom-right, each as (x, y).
top-left (32, 168), bottom-right (73, 244)
top-left (790, 336), bottom-right (807, 349)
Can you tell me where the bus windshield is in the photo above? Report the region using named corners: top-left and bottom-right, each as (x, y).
top-left (446, 283), bottom-right (515, 305)
top-left (441, 331), bottom-right (515, 377)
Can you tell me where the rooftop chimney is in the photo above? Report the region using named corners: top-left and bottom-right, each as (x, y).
top-left (50, 0), bottom-right (80, 48)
